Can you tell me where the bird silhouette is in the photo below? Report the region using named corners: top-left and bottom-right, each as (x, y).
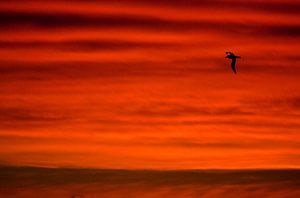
top-left (225, 52), bottom-right (241, 74)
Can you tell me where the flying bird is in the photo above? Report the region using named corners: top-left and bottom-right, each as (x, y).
top-left (225, 52), bottom-right (241, 74)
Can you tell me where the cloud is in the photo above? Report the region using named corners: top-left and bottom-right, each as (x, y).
top-left (240, 96), bottom-right (300, 111)
top-left (290, 97), bottom-right (300, 109)
top-left (123, 103), bottom-right (253, 117)
top-left (1, 11), bottom-right (299, 37)
top-left (2, 60), bottom-right (300, 84)
top-left (0, 107), bottom-right (70, 129)
top-left (0, 40), bottom-right (180, 51)
top-left (0, 0), bottom-right (299, 171)
top-left (0, 61), bottom-right (226, 82)
top-left (124, 0), bottom-right (300, 15)
top-left (91, 118), bottom-right (300, 129)
top-left (38, 0), bottom-right (300, 14)
top-left (157, 137), bottom-right (300, 149)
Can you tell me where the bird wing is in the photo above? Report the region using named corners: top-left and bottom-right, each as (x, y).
top-left (231, 58), bottom-right (237, 74)
top-left (226, 52), bottom-right (234, 56)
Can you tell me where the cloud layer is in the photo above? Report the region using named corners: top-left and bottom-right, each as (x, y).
top-left (0, 0), bottom-right (299, 169)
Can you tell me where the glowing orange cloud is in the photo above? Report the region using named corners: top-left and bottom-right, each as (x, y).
top-left (0, 0), bottom-right (299, 169)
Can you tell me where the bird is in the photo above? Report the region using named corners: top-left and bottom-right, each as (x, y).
top-left (225, 52), bottom-right (241, 74)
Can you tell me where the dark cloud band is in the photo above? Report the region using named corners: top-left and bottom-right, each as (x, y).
top-left (0, 11), bottom-right (299, 37)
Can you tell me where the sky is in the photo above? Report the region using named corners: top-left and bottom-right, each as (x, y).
top-left (0, 0), bottom-right (300, 169)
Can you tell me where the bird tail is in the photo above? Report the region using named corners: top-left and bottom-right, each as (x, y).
top-left (236, 56), bottom-right (241, 58)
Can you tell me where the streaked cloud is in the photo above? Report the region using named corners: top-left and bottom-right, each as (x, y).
top-left (1, 10), bottom-right (299, 38)
top-left (0, 0), bottom-right (299, 170)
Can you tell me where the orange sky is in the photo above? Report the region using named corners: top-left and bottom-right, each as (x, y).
top-left (0, 0), bottom-right (300, 169)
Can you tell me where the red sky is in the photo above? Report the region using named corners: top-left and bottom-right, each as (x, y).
top-left (0, 0), bottom-right (300, 169)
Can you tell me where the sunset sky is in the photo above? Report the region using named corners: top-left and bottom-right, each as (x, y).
top-left (0, 0), bottom-right (300, 169)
